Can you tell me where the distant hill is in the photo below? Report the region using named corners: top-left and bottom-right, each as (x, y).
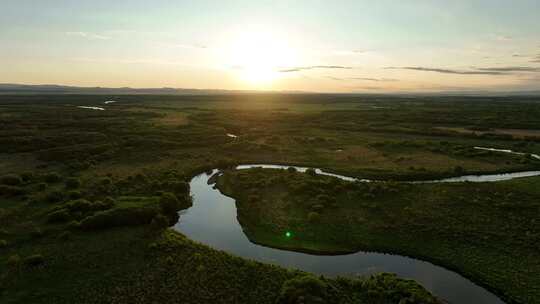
top-left (0, 83), bottom-right (539, 96)
top-left (0, 83), bottom-right (296, 95)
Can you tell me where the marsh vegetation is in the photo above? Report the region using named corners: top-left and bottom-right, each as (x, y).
top-left (1, 94), bottom-right (540, 303)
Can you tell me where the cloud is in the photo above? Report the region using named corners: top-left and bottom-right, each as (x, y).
top-left (327, 76), bottom-right (344, 80)
top-left (385, 67), bottom-right (505, 75)
top-left (532, 55), bottom-right (540, 63)
top-left (70, 57), bottom-right (189, 66)
top-left (352, 77), bottom-right (398, 82)
top-left (492, 34), bottom-right (512, 41)
top-left (328, 76), bottom-right (398, 82)
top-left (279, 65), bottom-right (352, 73)
top-left (343, 85), bottom-right (386, 91)
top-left (331, 49), bottom-right (370, 56)
top-left (169, 43), bottom-right (208, 49)
top-left (475, 66), bottom-right (540, 72)
top-left (66, 31), bottom-right (111, 40)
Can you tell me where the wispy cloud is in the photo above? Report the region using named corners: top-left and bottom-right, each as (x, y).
top-left (353, 86), bottom-right (384, 90)
top-left (475, 66), bottom-right (540, 72)
top-left (168, 43), bottom-right (208, 49)
top-left (331, 49), bottom-right (370, 56)
top-left (279, 65), bottom-right (352, 73)
top-left (328, 76), bottom-right (398, 82)
top-left (491, 34), bottom-right (513, 41)
top-left (66, 31), bottom-right (111, 40)
top-left (70, 57), bottom-right (190, 66)
top-left (385, 67), bottom-right (505, 75)
top-left (353, 77), bottom-right (398, 82)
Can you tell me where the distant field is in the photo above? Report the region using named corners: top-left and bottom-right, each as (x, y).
top-left (436, 126), bottom-right (540, 139)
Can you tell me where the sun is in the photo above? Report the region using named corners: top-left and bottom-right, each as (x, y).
top-left (225, 28), bottom-right (297, 87)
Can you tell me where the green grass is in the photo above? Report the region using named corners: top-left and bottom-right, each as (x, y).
top-left (1, 94), bottom-right (540, 303)
top-left (0, 197), bottom-right (440, 304)
top-left (217, 168), bottom-right (540, 304)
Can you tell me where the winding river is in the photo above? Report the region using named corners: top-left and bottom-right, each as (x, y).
top-left (174, 149), bottom-right (540, 304)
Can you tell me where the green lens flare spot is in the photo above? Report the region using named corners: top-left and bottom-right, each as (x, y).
top-left (285, 231), bottom-right (292, 238)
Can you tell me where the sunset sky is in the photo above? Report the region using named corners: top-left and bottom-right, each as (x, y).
top-left (2, 0), bottom-right (540, 92)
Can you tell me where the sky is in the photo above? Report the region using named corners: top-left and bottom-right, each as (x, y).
top-left (1, 0), bottom-right (540, 93)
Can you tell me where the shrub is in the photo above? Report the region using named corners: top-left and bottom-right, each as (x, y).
top-left (103, 197), bottom-right (116, 207)
top-left (0, 174), bottom-right (22, 186)
top-left (159, 192), bottom-right (189, 224)
top-left (24, 254), bottom-right (45, 267)
top-left (79, 206), bottom-right (158, 230)
top-left (64, 199), bottom-right (112, 213)
top-left (171, 181), bottom-right (189, 196)
top-left (67, 220), bottom-right (80, 230)
top-left (31, 227), bottom-right (43, 238)
top-left (67, 190), bottom-right (82, 200)
top-left (311, 204), bottom-right (325, 212)
top-left (151, 214), bottom-right (170, 230)
top-left (57, 231), bottom-right (72, 241)
top-left (65, 177), bottom-right (81, 189)
top-left (47, 209), bottom-right (71, 223)
top-left (316, 194), bottom-right (332, 206)
top-left (100, 177), bottom-right (112, 185)
top-left (454, 166), bottom-right (465, 175)
top-left (0, 185), bottom-right (26, 197)
top-left (44, 172), bottom-right (61, 183)
top-left (305, 168), bottom-right (317, 176)
top-left (362, 273), bottom-right (439, 304)
top-left (7, 254), bottom-right (21, 268)
top-left (308, 212), bottom-right (321, 223)
top-left (21, 172), bottom-right (33, 182)
top-left (0, 239), bottom-right (7, 248)
top-left (287, 167), bottom-right (297, 173)
top-left (277, 275), bottom-right (328, 304)
top-left (159, 192), bottom-right (180, 214)
top-left (45, 190), bottom-right (64, 203)
top-left (37, 183), bottom-right (47, 191)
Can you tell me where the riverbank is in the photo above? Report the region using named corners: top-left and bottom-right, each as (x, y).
top-left (0, 169), bottom-right (442, 304)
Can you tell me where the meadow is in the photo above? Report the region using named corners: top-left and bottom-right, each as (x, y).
top-left (217, 168), bottom-right (540, 304)
top-left (1, 93), bottom-right (540, 303)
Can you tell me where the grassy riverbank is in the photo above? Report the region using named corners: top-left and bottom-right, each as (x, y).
top-left (217, 168), bottom-right (540, 304)
top-left (0, 172), bottom-right (441, 304)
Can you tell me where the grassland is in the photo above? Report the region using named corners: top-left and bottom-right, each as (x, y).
top-left (217, 168), bottom-right (540, 304)
top-left (1, 93), bottom-right (540, 303)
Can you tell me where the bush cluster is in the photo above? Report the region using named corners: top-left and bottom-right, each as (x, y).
top-left (362, 273), bottom-right (439, 304)
top-left (276, 275), bottom-right (328, 304)
top-left (44, 172), bottom-right (61, 183)
top-left (65, 177), bottom-right (81, 189)
top-left (0, 185), bottom-right (26, 197)
top-left (0, 174), bottom-right (22, 186)
top-left (46, 199), bottom-right (116, 223)
top-left (23, 254), bottom-right (45, 267)
top-left (79, 206), bottom-right (158, 230)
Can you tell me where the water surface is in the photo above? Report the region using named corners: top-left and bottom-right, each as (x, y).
top-left (175, 168), bottom-right (517, 304)
top-left (175, 147), bottom-right (540, 303)
top-left (77, 106), bottom-right (105, 111)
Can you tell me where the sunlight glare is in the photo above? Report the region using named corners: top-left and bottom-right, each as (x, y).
top-left (226, 28), bottom-right (297, 87)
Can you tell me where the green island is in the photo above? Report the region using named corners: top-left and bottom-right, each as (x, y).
top-left (1, 94), bottom-right (540, 303)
